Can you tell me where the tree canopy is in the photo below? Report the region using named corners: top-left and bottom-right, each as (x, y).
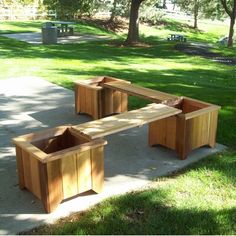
top-left (4, 0), bottom-right (234, 47)
top-left (43, 0), bottom-right (97, 19)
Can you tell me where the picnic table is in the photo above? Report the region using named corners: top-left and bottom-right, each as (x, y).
top-left (51, 21), bottom-right (76, 36)
top-left (167, 34), bottom-right (187, 42)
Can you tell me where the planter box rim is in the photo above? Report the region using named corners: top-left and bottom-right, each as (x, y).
top-left (12, 125), bottom-right (107, 163)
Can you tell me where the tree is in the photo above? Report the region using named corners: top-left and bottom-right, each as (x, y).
top-left (162, 0), bottom-right (167, 9)
top-left (202, 0), bottom-right (236, 47)
top-left (125, 0), bottom-right (145, 45)
top-left (175, 0), bottom-right (200, 28)
top-left (43, 0), bottom-right (95, 19)
top-left (193, 0), bottom-right (199, 28)
top-left (220, 0), bottom-right (236, 47)
top-left (108, 0), bottom-right (130, 22)
top-left (109, 0), bottom-right (118, 22)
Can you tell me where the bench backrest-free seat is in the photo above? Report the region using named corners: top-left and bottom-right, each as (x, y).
top-left (102, 81), bottom-right (180, 106)
top-left (72, 103), bottom-right (182, 140)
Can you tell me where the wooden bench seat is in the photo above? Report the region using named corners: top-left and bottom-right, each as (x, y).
top-left (102, 81), bottom-right (180, 106)
top-left (72, 103), bottom-right (182, 140)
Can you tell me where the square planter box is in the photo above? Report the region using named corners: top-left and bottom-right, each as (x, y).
top-left (74, 76), bottom-right (130, 119)
top-left (13, 125), bottom-right (107, 213)
top-left (149, 97), bottom-right (220, 159)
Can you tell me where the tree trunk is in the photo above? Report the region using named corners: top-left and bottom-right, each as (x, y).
top-left (227, 16), bottom-right (235, 47)
top-left (193, 0), bottom-right (198, 29)
top-left (124, 0), bottom-right (144, 45)
top-left (227, 0), bottom-right (236, 47)
top-left (193, 13), bottom-right (198, 28)
top-left (163, 0), bottom-right (166, 9)
top-left (109, 0), bottom-right (118, 22)
top-left (221, 0), bottom-right (236, 47)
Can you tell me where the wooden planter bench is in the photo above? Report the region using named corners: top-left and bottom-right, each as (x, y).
top-left (13, 125), bottom-right (107, 213)
top-left (13, 105), bottom-right (180, 213)
top-left (13, 76), bottom-right (221, 213)
top-left (74, 76), bottom-right (220, 159)
top-left (74, 77), bottom-right (180, 120)
top-left (149, 97), bottom-right (220, 159)
top-left (74, 76), bottom-right (130, 119)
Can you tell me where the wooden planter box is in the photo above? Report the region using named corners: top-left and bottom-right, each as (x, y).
top-left (13, 125), bottom-right (107, 213)
top-left (74, 76), bottom-right (130, 119)
top-left (149, 97), bottom-right (220, 160)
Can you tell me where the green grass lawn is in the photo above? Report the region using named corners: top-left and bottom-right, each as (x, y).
top-left (26, 152), bottom-right (236, 235)
top-left (1, 18), bottom-right (235, 234)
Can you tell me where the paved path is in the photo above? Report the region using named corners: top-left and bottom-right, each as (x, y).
top-left (0, 77), bottom-right (225, 234)
top-left (1, 32), bottom-right (111, 45)
top-left (175, 42), bottom-right (236, 66)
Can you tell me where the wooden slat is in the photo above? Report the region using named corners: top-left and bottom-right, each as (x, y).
top-left (104, 88), bottom-right (113, 115)
top-left (13, 125), bottom-right (67, 143)
top-left (72, 104), bottom-right (181, 140)
top-left (148, 116), bottom-right (176, 149)
top-left (184, 105), bottom-right (220, 120)
top-left (39, 163), bottom-right (50, 212)
top-left (103, 76), bottom-right (131, 84)
top-left (74, 84), bottom-right (80, 113)
top-left (121, 92), bottom-right (128, 112)
top-left (15, 146), bottom-right (25, 189)
top-left (113, 90), bottom-right (122, 113)
top-left (91, 146), bottom-right (104, 193)
top-left (80, 86), bottom-right (86, 113)
top-left (148, 119), bottom-right (165, 147)
top-left (39, 160), bottom-right (63, 213)
top-left (189, 112), bottom-right (215, 149)
top-left (74, 77), bottom-right (104, 89)
top-left (77, 150), bottom-right (92, 193)
top-left (183, 96), bottom-right (221, 108)
top-left (47, 160), bottom-right (63, 209)
top-left (175, 114), bottom-right (188, 160)
top-left (208, 110), bottom-right (218, 148)
top-left (22, 150), bottom-right (32, 191)
top-left (12, 126), bottom-right (106, 164)
top-left (92, 89), bottom-right (101, 119)
top-left (61, 154), bottom-right (78, 199)
top-left (16, 142), bottom-right (47, 162)
top-left (41, 139), bottom-right (107, 163)
top-left (165, 116), bottom-right (177, 149)
top-left (86, 88), bottom-right (92, 115)
top-left (43, 137), bottom-right (59, 154)
top-left (29, 155), bottom-right (41, 199)
top-left (102, 81), bottom-right (179, 103)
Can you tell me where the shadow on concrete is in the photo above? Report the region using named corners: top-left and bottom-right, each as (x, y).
top-left (1, 32), bottom-right (112, 45)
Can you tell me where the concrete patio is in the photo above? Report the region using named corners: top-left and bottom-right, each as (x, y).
top-left (1, 32), bottom-right (111, 45)
top-left (0, 77), bottom-right (225, 234)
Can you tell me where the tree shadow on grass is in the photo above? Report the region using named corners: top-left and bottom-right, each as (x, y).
top-left (27, 183), bottom-right (236, 235)
top-left (0, 36), bottom-right (185, 61)
top-left (0, 21), bottom-right (43, 34)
